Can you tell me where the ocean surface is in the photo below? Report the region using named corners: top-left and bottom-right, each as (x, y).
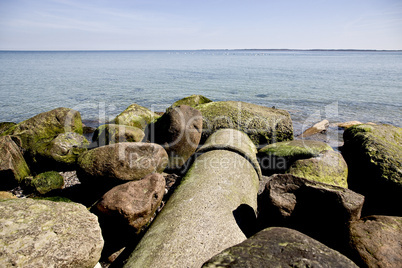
top-left (1, 50), bottom-right (401, 138)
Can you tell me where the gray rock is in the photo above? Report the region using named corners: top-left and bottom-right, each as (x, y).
top-left (78, 142), bottom-right (168, 184)
top-left (195, 101), bottom-right (293, 147)
top-left (202, 227), bottom-right (358, 267)
top-left (349, 215), bottom-right (402, 268)
top-left (0, 136), bottom-right (30, 190)
top-left (124, 129), bottom-right (260, 268)
top-left (149, 105), bottom-right (202, 169)
top-left (342, 124), bottom-right (402, 215)
top-left (0, 198), bottom-right (104, 268)
top-left (258, 174), bottom-right (364, 254)
top-left (92, 124), bottom-right (144, 147)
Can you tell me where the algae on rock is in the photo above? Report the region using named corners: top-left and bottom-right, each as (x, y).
top-left (114, 103), bottom-right (160, 130)
top-left (170, 94), bottom-right (212, 109)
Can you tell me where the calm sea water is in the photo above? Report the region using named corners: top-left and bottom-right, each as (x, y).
top-left (1, 50), bottom-right (401, 136)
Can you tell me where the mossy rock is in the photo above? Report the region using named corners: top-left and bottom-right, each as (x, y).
top-left (26, 171), bottom-right (65, 195)
top-left (195, 101), bottom-right (293, 147)
top-left (258, 140), bottom-right (333, 175)
top-left (1, 108), bottom-right (84, 168)
top-left (342, 124), bottom-right (402, 215)
top-left (92, 124), bottom-right (144, 146)
top-left (170, 94), bottom-right (212, 109)
top-left (0, 122), bottom-right (16, 135)
top-left (286, 150), bottom-right (348, 188)
top-left (0, 136), bottom-right (31, 190)
top-left (114, 103), bottom-right (160, 130)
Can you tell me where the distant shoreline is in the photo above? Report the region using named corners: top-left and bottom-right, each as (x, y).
top-left (1, 49), bottom-right (401, 52)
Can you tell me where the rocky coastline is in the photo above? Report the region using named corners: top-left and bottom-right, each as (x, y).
top-left (0, 94), bottom-right (401, 268)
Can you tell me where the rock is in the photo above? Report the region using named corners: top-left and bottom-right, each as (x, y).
top-left (299, 119), bottom-right (329, 137)
top-left (170, 94), bottom-right (212, 108)
top-left (25, 171), bottom-right (65, 194)
top-left (114, 103), bottom-right (160, 130)
top-left (0, 191), bottom-right (17, 199)
top-left (258, 140), bottom-right (333, 175)
top-left (195, 101), bottom-right (293, 147)
top-left (0, 122), bottom-right (16, 134)
top-left (124, 129), bottom-right (260, 268)
top-left (202, 227), bottom-right (358, 267)
top-left (35, 132), bottom-right (89, 170)
top-left (0, 136), bottom-right (30, 190)
top-left (148, 105), bottom-right (202, 169)
top-left (1, 108), bottom-right (83, 169)
top-left (286, 150), bottom-right (348, 188)
top-left (78, 142), bottom-right (168, 185)
top-left (0, 198), bottom-right (104, 267)
top-left (258, 174), bottom-right (364, 254)
top-left (336, 121), bottom-right (363, 129)
top-left (342, 124), bottom-right (402, 216)
top-left (349, 215), bottom-right (402, 268)
top-left (95, 173), bottom-right (165, 232)
top-left (92, 124), bottom-right (144, 147)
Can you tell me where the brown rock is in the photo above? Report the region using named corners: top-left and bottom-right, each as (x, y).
top-left (78, 142), bottom-right (168, 185)
top-left (0, 136), bottom-right (31, 190)
top-left (258, 174), bottom-right (364, 254)
top-left (299, 119), bottom-right (329, 137)
top-left (349, 215), bottom-right (402, 268)
top-left (148, 105), bottom-right (202, 169)
top-left (0, 191), bottom-right (17, 200)
top-left (337, 121), bottom-right (363, 129)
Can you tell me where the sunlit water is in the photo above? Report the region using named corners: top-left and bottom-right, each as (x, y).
top-left (1, 50), bottom-right (401, 140)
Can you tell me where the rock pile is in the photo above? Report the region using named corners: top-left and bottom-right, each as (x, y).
top-left (0, 95), bottom-right (400, 268)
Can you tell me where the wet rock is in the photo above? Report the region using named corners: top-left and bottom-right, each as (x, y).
top-left (92, 124), bottom-right (144, 147)
top-left (114, 103), bottom-right (160, 130)
top-left (170, 94), bottom-right (212, 108)
top-left (78, 142), bottom-right (168, 185)
top-left (202, 227), bottom-right (358, 267)
top-left (258, 174), bottom-right (364, 254)
top-left (0, 198), bottom-right (104, 268)
top-left (299, 119), bottom-right (329, 137)
top-left (0, 136), bottom-right (30, 190)
top-left (258, 140), bottom-right (332, 175)
top-left (342, 124), bottom-right (402, 216)
top-left (148, 105), bottom-right (202, 169)
top-left (287, 150), bottom-right (348, 188)
top-left (195, 101), bottom-right (293, 147)
top-left (349, 215), bottom-right (402, 268)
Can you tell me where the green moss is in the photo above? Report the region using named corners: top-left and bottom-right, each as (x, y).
top-left (114, 103), bottom-right (160, 130)
top-left (260, 140), bottom-right (333, 159)
top-left (171, 94), bottom-right (213, 108)
top-left (30, 171), bottom-right (64, 195)
top-left (33, 196), bottom-right (72, 203)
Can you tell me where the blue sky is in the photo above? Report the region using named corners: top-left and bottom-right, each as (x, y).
top-left (0, 0), bottom-right (401, 50)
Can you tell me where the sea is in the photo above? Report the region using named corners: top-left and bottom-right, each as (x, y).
top-left (1, 50), bottom-right (401, 142)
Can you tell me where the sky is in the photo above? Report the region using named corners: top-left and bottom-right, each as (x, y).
top-left (0, 0), bottom-right (401, 50)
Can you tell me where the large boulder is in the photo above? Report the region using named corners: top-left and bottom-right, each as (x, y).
top-left (114, 103), bottom-right (160, 130)
top-left (348, 215), bottom-right (402, 268)
top-left (202, 227), bottom-right (358, 267)
top-left (1, 108), bottom-right (84, 169)
top-left (342, 124), bottom-right (402, 216)
top-left (195, 101), bottom-right (293, 147)
top-left (94, 173), bottom-right (165, 233)
top-left (0, 136), bottom-right (30, 190)
top-left (0, 198), bottom-right (104, 267)
top-left (78, 142), bottom-right (168, 185)
top-left (148, 105), bottom-right (202, 169)
top-left (258, 174), bottom-right (364, 254)
top-left (124, 129), bottom-right (260, 268)
top-left (92, 124), bottom-right (144, 147)
top-left (286, 150), bottom-right (348, 188)
top-left (258, 140), bottom-right (333, 175)
top-left (170, 94), bottom-right (212, 108)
